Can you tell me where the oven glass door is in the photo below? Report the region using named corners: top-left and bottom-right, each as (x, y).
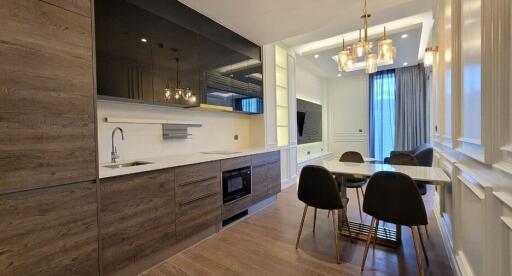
top-left (223, 167), bottom-right (251, 204)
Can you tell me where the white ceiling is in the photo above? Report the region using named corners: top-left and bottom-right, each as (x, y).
top-left (178, 0), bottom-right (433, 46)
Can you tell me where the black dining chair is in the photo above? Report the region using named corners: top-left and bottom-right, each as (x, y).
top-left (360, 171), bottom-right (428, 276)
top-left (387, 153), bottom-right (430, 265)
top-left (338, 151), bottom-right (367, 222)
top-left (296, 165), bottom-right (352, 263)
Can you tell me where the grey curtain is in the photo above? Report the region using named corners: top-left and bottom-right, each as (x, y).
top-left (394, 64), bottom-right (429, 151)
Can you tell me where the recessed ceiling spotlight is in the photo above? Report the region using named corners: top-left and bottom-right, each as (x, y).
top-left (337, 73), bottom-right (342, 77)
top-left (140, 38), bottom-right (148, 43)
top-left (314, 54), bottom-right (320, 59)
top-left (403, 62), bottom-right (408, 66)
top-left (401, 34), bottom-right (408, 39)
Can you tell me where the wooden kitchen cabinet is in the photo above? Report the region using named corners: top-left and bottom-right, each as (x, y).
top-left (251, 151), bottom-right (281, 204)
top-left (0, 0), bottom-right (96, 194)
top-left (99, 169), bottom-right (175, 275)
top-left (175, 161), bottom-right (221, 240)
top-left (0, 181), bottom-right (99, 275)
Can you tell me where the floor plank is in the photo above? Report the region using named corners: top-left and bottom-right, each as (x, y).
top-left (142, 185), bottom-right (453, 276)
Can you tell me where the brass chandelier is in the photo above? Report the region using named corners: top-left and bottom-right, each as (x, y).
top-left (164, 58), bottom-right (196, 103)
top-left (337, 0), bottom-right (396, 74)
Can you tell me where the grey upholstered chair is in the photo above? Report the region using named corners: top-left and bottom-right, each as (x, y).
top-left (296, 165), bottom-right (352, 263)
top-left (338, 151), bottom-right (367, 222)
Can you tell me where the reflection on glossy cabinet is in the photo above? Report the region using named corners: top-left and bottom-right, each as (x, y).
top-left (99, 169), bottom-right (176, 275)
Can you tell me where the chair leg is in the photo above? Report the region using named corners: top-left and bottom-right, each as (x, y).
top-left (424, 225), bottom-right (430, 239)
top-left (313, 208), bottom-right (317, 234)
top-left (342, 208), bottom-right (354, 243)
top-left (295, 205), bottom-right (308, 250)
top-left (361, 217), bottom-right (376, 272)
top-left (356, 188), bottom-right (363, 222)
top-left (327, 210), bottom-right (330, 218)
top-left (360, 187), bottom-right (365, 197)
top-left (372, 220), bottom-right (379, 249)
top-left (411, 226), bottom-right (425, 276)
top-left (330, 210), bottom-right (340, 264)
top-left (417, 225), bottom-right (430, 266)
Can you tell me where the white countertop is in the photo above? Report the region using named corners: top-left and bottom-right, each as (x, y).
top-left (99, 147), bottom-right (282, 179)
top-left (317, 158), bottom-right (451, 184)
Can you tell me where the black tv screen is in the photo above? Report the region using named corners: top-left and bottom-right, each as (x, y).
top-left (297, 99), bottom-right (322, 144)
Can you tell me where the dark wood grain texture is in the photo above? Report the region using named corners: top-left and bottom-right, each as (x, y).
top-left (222, 195), bottom-right (252, 220)
top-left (44, 0), bottom-right (92, 17)
top-left (251, 151), bottom-right (281, 204)
top-left (0, 182), bottom-right (99, 276)
top-left (0, 0), bottom-right (96, 194)
top-left (175, 162), bottom-right (221, 241)
top-left (221, 156), bottom-right (252, 171)
top-left (99, 169), bottom-right (175, 275)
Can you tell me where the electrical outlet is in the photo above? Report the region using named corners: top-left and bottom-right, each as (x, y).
top-left (234, 134), bottom-right (239, 141)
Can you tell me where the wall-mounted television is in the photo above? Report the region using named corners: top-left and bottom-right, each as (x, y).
top-left (297, 99), bottom-right (322, 144)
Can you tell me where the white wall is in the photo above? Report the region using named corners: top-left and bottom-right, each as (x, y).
top-left (295, 64), bottom-right (328, 163)
top-left (97, 100), bottom-right (260, 163)
top-left (327, 73), bottom-right (369, 157)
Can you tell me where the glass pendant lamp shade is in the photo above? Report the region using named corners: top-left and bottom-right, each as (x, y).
top-left (337, 49), bottom-right (350, 71)
top-left (354, 41), bottom-right (365, 58)
top-left (378, 38), bottom-right (393, 61)
top-left (365, 53), bottom-right (377, 74)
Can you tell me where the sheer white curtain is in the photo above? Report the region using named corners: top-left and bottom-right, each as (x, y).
top-left (369, 70), bottom-right (396, 161)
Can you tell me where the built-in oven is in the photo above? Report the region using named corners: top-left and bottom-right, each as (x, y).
top-left (222, 166), bottom-right (251, 204)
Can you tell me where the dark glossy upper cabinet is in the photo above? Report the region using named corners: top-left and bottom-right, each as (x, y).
top-left (95, 0), bottom-right (153, 102)
top-left (151, 15), bottom-right (200, 106)
top-left (94, 0), bottom-right (262, 112)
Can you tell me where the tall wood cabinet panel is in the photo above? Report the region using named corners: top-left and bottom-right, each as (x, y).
top-left (0, 182), bottom-right (99, 275)
top-left (0, 0), bottom-right (96, 194)
top-left (251, 151), bottom-right (281, 204)
top-left (99, 169), bottom-right (175, 275)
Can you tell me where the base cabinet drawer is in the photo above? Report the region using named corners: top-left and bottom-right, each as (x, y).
top-left (222, 195), bottom-right (252, 220)
top-left (0, 182), bottom-right (99, 276)
top-left (100, 169), bottom-right (175, 275)
top-left (176, 192), bottom-right (221, 240)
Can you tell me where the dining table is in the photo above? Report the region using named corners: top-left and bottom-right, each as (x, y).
top-left (315, 158), bottom-right (451, 248)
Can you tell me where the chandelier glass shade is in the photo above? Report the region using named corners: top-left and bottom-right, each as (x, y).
top-left (423, 46), bottom-right (438, 67)
top-left (336, 0), bottom-right (395, 74)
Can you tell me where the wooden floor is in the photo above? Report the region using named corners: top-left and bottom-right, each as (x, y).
top-left (142, 185), bottom-right (453, 276)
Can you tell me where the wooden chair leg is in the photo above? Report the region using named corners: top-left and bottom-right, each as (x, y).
top-left (372, 220), bottom-right (379, 249)
top-left (356, 188), bottom-right (363, 222)
top-left (360, 187), bottom-right (365, 197)
top-left (330, 210), bottom-right (340, 264)
top-left (295, 205), bottom-right (308, 250)
top-left (424, 225), bottom-right (430, 239)
top-left (418, 226), bottom-right (430, 266)
top-left (411, 226), bottom-right (425, 276)
top-left (342, 208), bottom-right (354, 243)
top-left (361, 217), bottom-right (376, 272)
top-left (313, 208), bottom-right (317, 234)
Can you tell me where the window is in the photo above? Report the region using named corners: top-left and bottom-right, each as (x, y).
top-left (369, 70), bottom-right (396, 161)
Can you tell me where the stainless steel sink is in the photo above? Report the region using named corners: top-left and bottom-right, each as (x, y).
top-left (103, 161), bottom-right (153, 169)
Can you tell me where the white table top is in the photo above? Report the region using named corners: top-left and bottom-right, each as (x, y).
top-left (316, 158), bottom-right (451, 184)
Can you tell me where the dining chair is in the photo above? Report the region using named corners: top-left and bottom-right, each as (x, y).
top-left (388, 152), bottom-right (431, 244)
top-left (360, 171), bottom-right (428, 276)
top-left (296, 165), bottom-right (352, 263)
top-left (338, 151), bottom-right (367, 222)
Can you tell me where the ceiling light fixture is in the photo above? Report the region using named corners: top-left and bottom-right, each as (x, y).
top-left (140, 38), bottom-right (148, 43)
top-left (337, 73), bottom-right (342, 77)
top-left (314, 54), bottom-right (320, 59)
top-left (336, 0), bottom-right (396, 74)
top-left (401, 34), bottom-right (408, 39)
top-left (403, 62), bottom-right (408, 66)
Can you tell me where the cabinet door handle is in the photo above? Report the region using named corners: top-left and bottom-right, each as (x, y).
top-left (178, 175), bottom-right (218, 187)
top-left (180, 191), bottom-right (218, 206)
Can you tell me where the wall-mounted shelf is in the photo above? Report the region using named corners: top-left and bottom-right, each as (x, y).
top-left (105, 117), bottom-right (201, 126)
